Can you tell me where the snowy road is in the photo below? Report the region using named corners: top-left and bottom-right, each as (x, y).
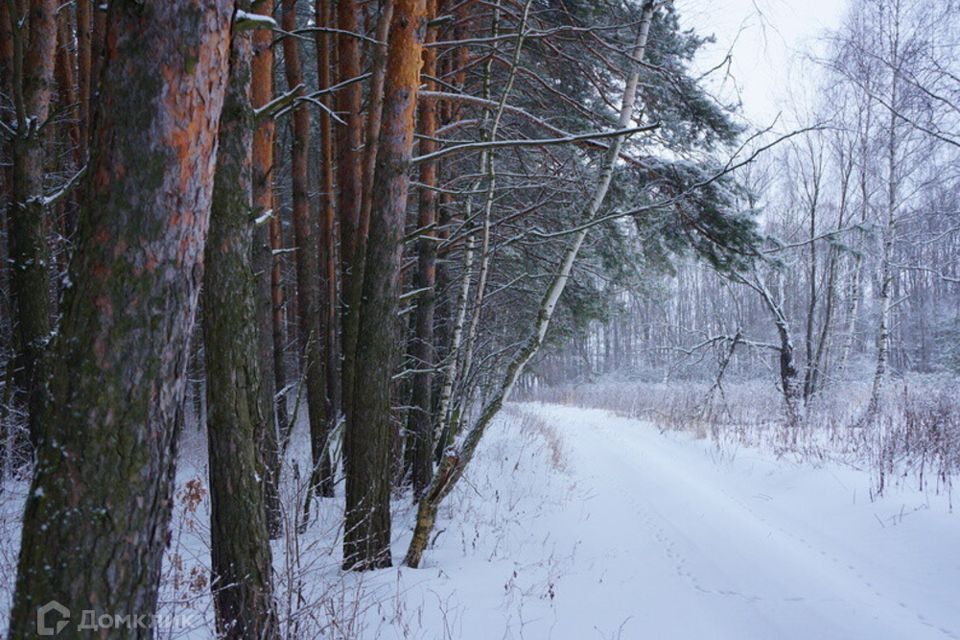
top-left (513, 404), bottom-right (959, 640)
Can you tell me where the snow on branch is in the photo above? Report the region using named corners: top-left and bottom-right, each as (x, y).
top-left (25, 165), bottom-right (87, 208)
top-left (255, 84), bottom-right (304, 121)
top-left (235, 10), bottom-right (277, 31)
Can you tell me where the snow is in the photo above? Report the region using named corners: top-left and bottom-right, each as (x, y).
top-left (1, 403), bottom-right (957, 638)
top-left (502, 404), bottom-right (959, 640)
top-left (326, 403), bottom-right (957, 640)
top-left (253, 208), bottom-right (274, 227)
top-left (234, 10), bottom-right (277, 29)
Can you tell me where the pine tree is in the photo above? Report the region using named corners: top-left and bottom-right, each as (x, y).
top-left (9, 1), bottom-right (234, 633)
top-left (202, 4), bottom-right (279, 636)
top-left (344, 0), bottom-right (427, 571)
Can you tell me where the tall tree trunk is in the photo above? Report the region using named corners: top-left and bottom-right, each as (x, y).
top-left (202, 8), bottom-right (280, 635)
top-left (0, 0), bottom-right (14, 479)
top-left (54, 11), bottom-right (81, 168)
top-left (408, 0), bottom-right (438, 497)
top-left (344, 0), bottom-right (426, 571)
top-left (251, 0), bottom-right (283, 537)
top-left (54, 10), bottom-right (82, 250)
top-left (8, 0), bottom-right (57, 449)
top-left (801, 153), bottom-right (821, 402)
top-left (448, 0), bottom-right (520, 433)
top-left (434, 233), bottom-right (473, 460)
top-left (335, 0), bottom-right (364, 278)
top-left (282, 0), bottom-right (334, 504)
top-left (838, 122), bottom-right (872, 377)
top-left (807, 149), bottom-right (852, 398)
top-left (269, 151), bottom-right (289, 448)
top-left (9, 1), bottom-right (232, 635)
top-left (865, 45), bottom-right (902, 425)
top-left (76, 0), bottom-right (91, 161)
top-left (341, 0), bottom-right (392, 431)
top-left (336, 0), bottom-right (364, 431)
top-left (90, 1), bottom-right (106, 113)
top-left (315, 0), bottom-right (340, 447)
top-left (0, 0), bottom-right (12, 325)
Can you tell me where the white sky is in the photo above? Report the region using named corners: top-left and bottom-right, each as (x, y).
top-left (675, 0), bottom-right (849, 127)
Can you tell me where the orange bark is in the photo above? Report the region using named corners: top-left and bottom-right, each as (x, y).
top-left (344, 0), bottom-right (427, 571)
top-left (315, 0), bottom-right (340, 421)
top-left (282, 0), bottom-right (334, 498)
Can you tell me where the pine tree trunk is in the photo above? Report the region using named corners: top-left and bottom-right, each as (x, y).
top-left (251, 0), bottom-right (283, 537)
top-left (202, 9), bottom-right (279, 636)
top-left (53, 11), bottom-right (82, 267)
top-left (269, 172), bottom-right (289, 447)
top-left (0, 0), bottom-right (14, 478)
top-left (0, 0), bottom-right (12, 340)
top-left (341, 0), bottom-right (391, 431)
top-left (76, 0), bottom-right (91, 159)
top-left (335, 0), bottom-right (363, 278)
top-left (315, 0), bottom-right (340, 443)
top-left (282, 0), bottom-right (334, 501)
top-left (8, 0), bottom-right (57, 449)
top-left (9, 1), bottom-right (232, 635)
top-left (408, 0), bottom-right (439, 497)
top-left (344, 0), bottom-right (426, 571)
top-left (336, 0), bottom-right (363, 434)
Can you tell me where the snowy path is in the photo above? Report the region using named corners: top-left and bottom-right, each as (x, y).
top-left (508, 404), bottom-right (959, 640)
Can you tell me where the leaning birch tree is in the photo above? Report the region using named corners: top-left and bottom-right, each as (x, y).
top-left (405, 0), bottom-right (660, 568)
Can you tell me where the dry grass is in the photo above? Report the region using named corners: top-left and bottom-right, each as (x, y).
top-left (524, 374), bottom-right (960, 498)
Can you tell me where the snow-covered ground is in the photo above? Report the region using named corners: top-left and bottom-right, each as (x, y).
top-left (322, 402), bottom-right (956, 640)
top-left (500, 404), bottom-right (959, 640)
top-left (2, 402), bottom-right (958, 638)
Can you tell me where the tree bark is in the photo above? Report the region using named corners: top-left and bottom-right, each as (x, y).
top-left (344, 0), bottom-right (426, 571)
top-left (202, 8), bottom-right (280, 635)
top-left (76, 0), bottom-right (91, 160)
top-left (0, 0), bottom-right (12, 336)
top-left (408, 0), bottom-right (438, 497)
top-left (251, 0), bottom-right (283, 537)
top-left (865, 103), bottom-right (900, 424)
top-left (9, 1), bottom-right (233, 635)
top-left (269, 151), bottom-right (289, 448)
top-left (315, 0), bottom-right (340, 451)
top-left (335, 0), bottom-right (364, 277)
top-left (8, 0), bottom-right (57, 449)
top-left (341, 0), bottom-right (392, 433)
top-left (54, 10), bottom-right (82, 255)
top-left (282, 0), bottom-right (334, 503)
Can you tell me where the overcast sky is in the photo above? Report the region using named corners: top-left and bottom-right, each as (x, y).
top-left (674, 0), bottom-right (849, 126)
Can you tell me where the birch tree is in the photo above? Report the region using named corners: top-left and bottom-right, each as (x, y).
top-left (406, 0), bottom-right (660, 568)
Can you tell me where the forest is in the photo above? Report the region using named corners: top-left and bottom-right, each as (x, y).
top-left (0, 0), bottom-right (958, 638)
